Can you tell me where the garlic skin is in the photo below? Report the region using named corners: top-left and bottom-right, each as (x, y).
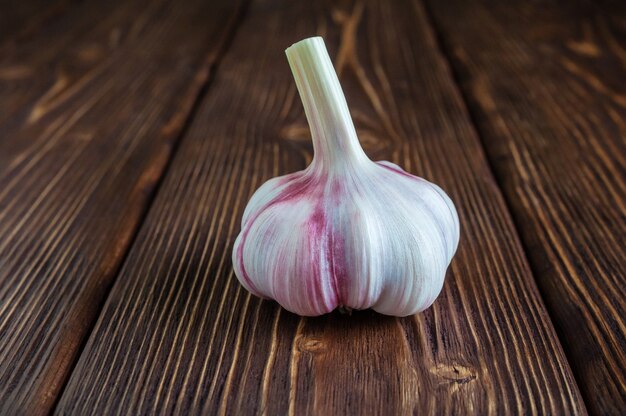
top-left (232, 37), bottom-right (459, 317)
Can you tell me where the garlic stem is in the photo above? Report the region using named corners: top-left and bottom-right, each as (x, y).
top-left (286, 37), bottom-right (368, 172)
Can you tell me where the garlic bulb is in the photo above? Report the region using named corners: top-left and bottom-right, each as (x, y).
top-left (232, 37), bottom-right (459, 317)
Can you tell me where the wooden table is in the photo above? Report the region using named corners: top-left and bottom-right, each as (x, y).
top-left (1, 0), bottom-right (624, 414)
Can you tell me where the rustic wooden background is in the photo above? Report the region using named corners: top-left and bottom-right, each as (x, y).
top-left (1, 0), bottom-right (624, 414)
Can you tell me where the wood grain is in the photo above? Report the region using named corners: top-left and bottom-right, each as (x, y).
top-left (0, 0), bottom-right (244, 413)
top-left (425, 0), bottom-right (626, 413)
top-left (57, 0), bottom-right (586, 414)
top-left (0, 0), bottom-right (186, 134)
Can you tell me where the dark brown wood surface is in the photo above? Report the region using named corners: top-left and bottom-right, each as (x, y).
top-left (56, 0), bottom-right (586, 414)
top-left (0, 0), bottom-right (72, 45)
top-left (2, 0), bottom-right (624, 414)
top-left (425, 0), bottom-right (626, 413)
top-left (0, 0), bottom-right (244, 413)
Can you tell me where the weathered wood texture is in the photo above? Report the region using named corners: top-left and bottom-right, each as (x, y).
top-left (0, 0), bottom-right (244, 413)
top-left (57, 0), bottom-right (586, 414)
top-left (425, 1), bottom-right (626, 413)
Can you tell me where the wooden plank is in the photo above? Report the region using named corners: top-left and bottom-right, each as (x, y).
top-left (0, 0), bottom-right (184, 135)
top-left (424, 0), bottom-right (626, 413)
top-left (0, 0), bottom-right (245, 413)
top-left (56, 0), bottom-right (586, 414)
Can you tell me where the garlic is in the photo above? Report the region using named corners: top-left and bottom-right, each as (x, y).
top-left (232, 37), bottom-right (459, 317)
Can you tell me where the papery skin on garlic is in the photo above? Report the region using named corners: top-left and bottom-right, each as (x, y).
top-left (232, 37), bottom-right (459, 317)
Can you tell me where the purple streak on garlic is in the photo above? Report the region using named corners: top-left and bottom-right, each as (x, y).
top-left (232, 37), bottom-right (459, 317)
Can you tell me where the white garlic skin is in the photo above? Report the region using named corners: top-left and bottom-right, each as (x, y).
top-left (233, 160), bottom-right (459, 316)
top-left (232, 37), bottom-right (459, 317)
